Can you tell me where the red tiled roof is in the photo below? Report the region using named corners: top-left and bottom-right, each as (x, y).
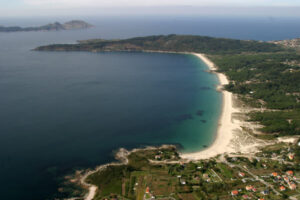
top-left (146, 187), bottom-right (150, 193)
top-left (239, 172), bottom-right (245, 177)
top-left (286, 170), bottom-right (293, 175)
top-left (271, 172), bottom-right (278, 176)
top-left (279, 186), bottom-right (286, 191)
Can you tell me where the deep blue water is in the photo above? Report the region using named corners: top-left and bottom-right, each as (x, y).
top-left (0, 16), bottom-right (300, 200)
top-left (0, 49), bottom-right (220, 199)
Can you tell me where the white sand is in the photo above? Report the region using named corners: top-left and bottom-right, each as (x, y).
top-left (85, 186), bottom-right (97, 200)
top-left (277, 136), bottom-right (299, 144)
top-left (181, 53), bottom-right (240, 160)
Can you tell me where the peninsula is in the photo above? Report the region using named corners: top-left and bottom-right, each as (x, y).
top-left (0, 20), bottom-right (93, 32)
top-left (35, 35), bottom-right (300, 200)
top-left (35, 34), bottom-right (281, 53)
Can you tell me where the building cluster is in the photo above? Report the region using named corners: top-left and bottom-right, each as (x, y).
top-left (231, 169), bottom-right (298, 199)
top-left (271, 170), bottom-right (298, 191)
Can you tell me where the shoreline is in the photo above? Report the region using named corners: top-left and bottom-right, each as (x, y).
top-left (112, 51), bottom-right (240, 159)
top-left (39, 50), bottom-right (298, 200)
top-left (71, 51), bottom-right (241, 200)
top-left (181, 53), bottom-right (239, 160)
top-left (72, 146), bottom-right (176, 200)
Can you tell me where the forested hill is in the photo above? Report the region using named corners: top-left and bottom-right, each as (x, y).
top-left (35, 34), bottom-right (283, 54)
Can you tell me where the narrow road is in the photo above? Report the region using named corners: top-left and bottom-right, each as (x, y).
top-left (228, 154), bottom-right (294, 165)
top-left (211, 169), bottom-right (223, 182)
top-left (290, 193), bottom-right (300, 200)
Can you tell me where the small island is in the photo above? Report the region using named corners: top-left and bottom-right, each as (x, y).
top-left (0, 20), bottom-right (93, 32)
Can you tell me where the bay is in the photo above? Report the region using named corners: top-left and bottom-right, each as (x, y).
top-left (1, 15), bottom-right (300, 199)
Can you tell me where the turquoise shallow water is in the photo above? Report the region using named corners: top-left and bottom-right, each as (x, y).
top-left (150, 54), bottom-right (222, 153)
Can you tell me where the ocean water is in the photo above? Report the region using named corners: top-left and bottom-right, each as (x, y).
top-left (0, 16), bottom-right (300, 200)
top-left (1, 16), bottom-right (300, 41)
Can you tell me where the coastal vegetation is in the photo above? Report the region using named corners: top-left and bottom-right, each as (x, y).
top-left (210, 52), bottom-right (300, 136)
top-left (65, 143), bottom-right (300, 200)
top-left (35, 34), bottom-right (282, 54)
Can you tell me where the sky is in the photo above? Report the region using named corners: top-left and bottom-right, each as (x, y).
top-left (1, 0), bottom-right (300, 17)
top-left (12, 0), bottom-right (300, 7)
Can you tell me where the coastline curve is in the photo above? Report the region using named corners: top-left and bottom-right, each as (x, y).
top-left (181, 53), bottom-right (240, 160)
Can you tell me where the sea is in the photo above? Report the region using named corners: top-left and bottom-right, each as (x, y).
top-left (0, 16), bottom-right (300, 200)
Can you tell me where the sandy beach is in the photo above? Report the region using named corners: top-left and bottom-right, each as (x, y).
top-left (78, 52), bottom-right (243, 200)
top-left (181, 53), bottom-right (240, 160)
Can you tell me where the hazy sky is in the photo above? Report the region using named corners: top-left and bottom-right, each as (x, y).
top-left (2, 0), bottom-right (300, 17)
top-left (5, 0), bottom-right (300, 7)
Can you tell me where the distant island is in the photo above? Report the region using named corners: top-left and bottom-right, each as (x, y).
top-left (0, 20), bottom-right (93, 32)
